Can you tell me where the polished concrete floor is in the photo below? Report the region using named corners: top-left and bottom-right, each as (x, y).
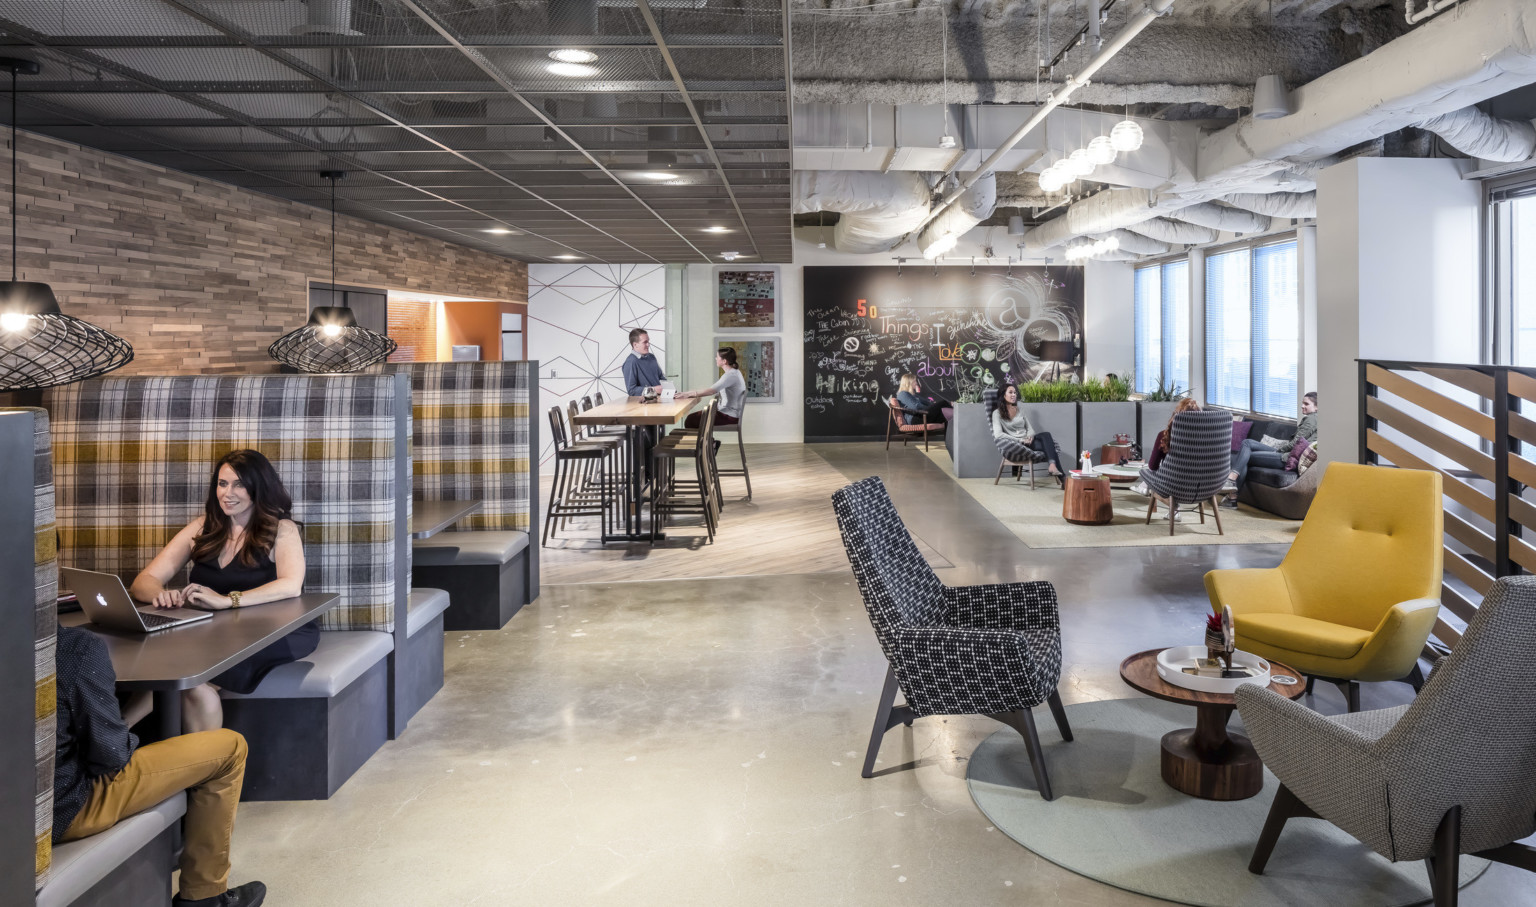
top-left (233, 443), bottom-right (1536, 905)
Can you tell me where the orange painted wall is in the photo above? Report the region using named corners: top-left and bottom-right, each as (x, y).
top-left (440, 300), bottom-right (528, 361)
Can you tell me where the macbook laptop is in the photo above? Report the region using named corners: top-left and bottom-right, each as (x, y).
top-left (62, 567), bottom-right (213, 633)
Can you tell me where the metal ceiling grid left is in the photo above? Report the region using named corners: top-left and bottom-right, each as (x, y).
top-left (0, 0), bottom-right (792, 264)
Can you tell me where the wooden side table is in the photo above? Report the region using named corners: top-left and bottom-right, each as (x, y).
top-left (1100, 442), bottom-right (1133, 465)
top-left (1062, 473), bottom-right (1113, 525)
top-left (1119, 648), bottom-right (1307, 800)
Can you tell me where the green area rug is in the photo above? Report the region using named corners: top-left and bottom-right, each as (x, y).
top-left (968, 697), bottom-right (1486, 907)
top-left (920, 448), bottom-right (1299, 549)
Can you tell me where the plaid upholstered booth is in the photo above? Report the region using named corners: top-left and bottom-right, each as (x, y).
top-left (1, 409), bottom-right (185, 907)
top-left (44, 374), bottom-right (415, 799)
top-left (388, 361), bottom-right (540, 631)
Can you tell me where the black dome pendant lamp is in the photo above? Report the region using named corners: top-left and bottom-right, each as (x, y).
top-left (268, 170), bottom-right (396, 373)
top-left (0, 57), bottom-right (133, 391)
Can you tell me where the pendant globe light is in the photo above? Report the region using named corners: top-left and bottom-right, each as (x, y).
top-left (0, 58), bottom-right (133, 391)
top-left (1110, 103), bottom-right (1144, 152)
top-left (268, 171), bottom-right (397, 373)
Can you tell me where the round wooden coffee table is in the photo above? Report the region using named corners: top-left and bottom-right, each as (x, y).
top-left (1119, 648), bottom-right (1306, 801)
top-left (1062, 473), bottom-right (1113, 524)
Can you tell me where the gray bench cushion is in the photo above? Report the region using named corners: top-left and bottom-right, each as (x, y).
top-left (413, 530), bottom-right (529, 566)
top-left (37, 793), bottom-right (186, 907)
top-left (407, 589), bottom-right (451, 638)
top-left (1249, 466), bottom-right (1300, 489)
top-left (221, 630), bottom-right (393, 700)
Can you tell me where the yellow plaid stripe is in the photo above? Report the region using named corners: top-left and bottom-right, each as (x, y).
top-left (36, 834), bottom-right (50, 877)
top-left (414, 403), bottom-right (527, 420)
top-left (414, 458), bottom-right (529, 476)
top-left (35, 524), bottom-right (55, 571)
top-left (55, 438), bottom-right (393, 464)
top-left (36, 676), bottom-right (56, 720)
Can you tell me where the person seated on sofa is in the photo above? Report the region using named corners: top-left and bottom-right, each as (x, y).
top-left (896, 374), bottom-right (953, 425)
top-left (991, 383), bottom-right (1065, 486)
top-left (130, 449), bottom-right (310, 733)
top-left (1222, 391), bottom-right (1318, 509)
top-left (53, 624), bottom-right (266, 907)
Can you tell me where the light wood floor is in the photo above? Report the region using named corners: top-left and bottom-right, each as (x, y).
top-left (538, 442), bottom-right (948, 585)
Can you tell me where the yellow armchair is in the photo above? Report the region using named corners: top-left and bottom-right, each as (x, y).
top-left (1205, 462), bottom-right (1442, 704)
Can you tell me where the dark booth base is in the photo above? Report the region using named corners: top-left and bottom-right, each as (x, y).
top-left (413, 557), bottom-right (527, 631)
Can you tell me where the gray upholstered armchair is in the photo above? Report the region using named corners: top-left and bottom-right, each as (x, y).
top-left (831, 476), bottom-right (1072, 799)
top-left (1238, 576), bottom-right (1536, 904)
top-left (1141, 409), bottom-right (1232, 535)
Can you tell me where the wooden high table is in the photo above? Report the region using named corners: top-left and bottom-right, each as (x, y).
top-left (571, 395), bottom-right (698, 543)
top-left (61, 593), bottom-right (339, 741)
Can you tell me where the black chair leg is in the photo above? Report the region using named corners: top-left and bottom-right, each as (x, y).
top-left (1046, 690), bottom-right (1073, 742)
top-left (862, 666), bottom-right (905, 779)
top-left (1249, 783), bottom-right (1318, 874)
top-left (991, 709), bottom-right (1054, 801)
top-left (1426, 806), bottom-right (1462, 907)
top-left (1403, 661), bottom-right (1426, 693)
top-left (1339, 680), bottom-right (1361, 713)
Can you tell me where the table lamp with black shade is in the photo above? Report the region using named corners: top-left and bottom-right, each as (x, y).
top-left (0, 57), bottom-right (134, 392)
top-left (1038, 340), bottom-right (1075, 381)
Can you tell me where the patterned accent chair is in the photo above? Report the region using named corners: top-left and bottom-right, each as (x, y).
top-left (981, 388), bottom-right (1046, 487)
top-left (884, 397), bottom-right (943, 451)
top-left (1139, 409), bottom-right (1233, 536)
top-left (1239, 576), bottom-right (1536, 905)
top-left (831, 476), bottom-right (1072, 800)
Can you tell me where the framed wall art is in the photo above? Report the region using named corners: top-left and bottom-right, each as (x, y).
top-left (715, 337), bottom-right (780, 404)
top-left (716, 267), bottom-right (779, 331)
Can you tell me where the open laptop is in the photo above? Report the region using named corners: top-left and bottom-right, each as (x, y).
top-left (62, 567), bottom-right (213, 633)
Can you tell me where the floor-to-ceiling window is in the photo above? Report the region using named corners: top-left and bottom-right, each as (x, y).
top-left (1491, 180), bottom-right (1536, 365)
top-left (1204, 237), bottom-right (1300, 418)
top-left (1133, 258), bottom-right (1188, 394)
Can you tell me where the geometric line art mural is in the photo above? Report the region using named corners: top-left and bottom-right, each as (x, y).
top-left (529, 263), bottom-right (667, 462)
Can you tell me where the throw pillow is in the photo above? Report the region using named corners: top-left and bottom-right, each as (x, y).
top-left (1285, 435), bottom-right (1311, 472)
top-left (1259, 434), bottom-right (1289, 449)
top-left (1297, 442), bottom-right (1319, 475)
top-left (1231, 420), bottom-right (1254, 452)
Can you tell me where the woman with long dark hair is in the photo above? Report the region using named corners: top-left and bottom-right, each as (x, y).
top-left (130, 449), bottom-right (311, 733)
top-left (676, 346), bottom-right (747, 429)
top-left (992, 383), bottom-right (1065, 485)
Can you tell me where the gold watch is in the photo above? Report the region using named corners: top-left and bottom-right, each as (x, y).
top-left (229, 590), bottom-right (242, 609)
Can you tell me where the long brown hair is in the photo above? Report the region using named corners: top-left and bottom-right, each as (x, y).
top-left (1160, 397), bottom-right (1202, 454)
top-left (191, 449), bottom-right (294, 568)
top-left (1000, 383), bottom-right (1021, 421)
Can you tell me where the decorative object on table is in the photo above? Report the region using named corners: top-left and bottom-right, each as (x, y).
top-left (1080, 450), bottom-right (1093, 472)
top-left (716, 267), bottom-right (778, 330)
top-left (1156, 644), bottom-right (1270, 694)
top-left (1203, 605), bottom-right (1236, 670)
top-left (0, 57), bottom-right (134, 391)
top-left (714, 337), bottom-right (779, 402)
top-left (268, 171), bottom-right (398, 373)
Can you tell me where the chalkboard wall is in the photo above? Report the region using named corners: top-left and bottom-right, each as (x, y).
top-left (804, 265), bottom-right (1084, 441)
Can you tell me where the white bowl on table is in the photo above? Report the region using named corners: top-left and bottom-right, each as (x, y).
top-left (1155, 645), bottom-right (1272, 694)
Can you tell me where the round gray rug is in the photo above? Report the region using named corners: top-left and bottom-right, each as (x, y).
top-left (967, 697), bottom-right (1487, 907)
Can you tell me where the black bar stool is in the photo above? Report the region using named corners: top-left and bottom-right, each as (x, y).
top-left (542, 405), bottom-right (612, 546)
top-left (652, 401), bottom-right (719, 543)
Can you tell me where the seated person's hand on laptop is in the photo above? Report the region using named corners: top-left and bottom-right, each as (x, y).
top-left (180, 583), bottom-right (233, 611)
top-left (150, 587), bottom-right (188, 609)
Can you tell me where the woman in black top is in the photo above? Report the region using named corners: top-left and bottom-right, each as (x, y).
top-left (130, 449), bottom-right (311, 733)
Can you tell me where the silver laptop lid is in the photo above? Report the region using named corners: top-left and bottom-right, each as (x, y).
top-left (61, 567), bottom-right (211, 632)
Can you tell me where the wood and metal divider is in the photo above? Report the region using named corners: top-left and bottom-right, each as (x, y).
top-left (1359, 359), bottom-right (1536, 649)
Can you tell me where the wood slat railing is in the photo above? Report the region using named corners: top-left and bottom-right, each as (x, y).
top-left (1361, 360), bottom-right (1535, 649)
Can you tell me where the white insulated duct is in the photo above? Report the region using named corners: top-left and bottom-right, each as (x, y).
top-left (1160, 202), bottom-right (1271, 235)
top-left (792, 170), bottom-right (933, 254)
top-left (1418, 107), bottom-right (1536, 162)
top-left (1123, 218), bottom-right (1221, 245)
top-left (1221, 192), bottom-right (1317, 219)
top-left (917, 172), bottom-right (997, 259)
top-left (1101, 230), bottom-right (1174, 256)
top-left (1023, 188), bottom-right (1163, 252)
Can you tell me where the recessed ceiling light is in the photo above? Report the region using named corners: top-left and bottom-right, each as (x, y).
top-left (703, 226), bottom-right (731, 233)
top-left (554, 254), bottom-right (581, 260)
top-left (636, 171), bottom-right (678, 181)
top-left (484, 227), bottom-right (519, 235)
top-left (546, 61), bottom-right (598, 78)
top-left (548, 49), bottom-right (598, 64)
top-left (719, 251), bottom-right (741, 261)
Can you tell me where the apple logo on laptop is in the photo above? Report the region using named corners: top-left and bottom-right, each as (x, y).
top-left (95, 593), bottom-right (109, 608)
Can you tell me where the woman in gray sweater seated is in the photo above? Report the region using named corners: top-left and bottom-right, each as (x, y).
top-left (992, 383), bottom-right (1065, 487)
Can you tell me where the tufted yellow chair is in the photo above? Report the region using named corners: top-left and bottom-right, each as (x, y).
top-left (1204, 462), bottom-right (1442, 708)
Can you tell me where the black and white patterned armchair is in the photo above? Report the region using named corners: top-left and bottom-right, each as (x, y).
top-left (1240, 575), bottom-right (1536, 905)
top-left (831, 476), bottom-right (1072, 800)
top-left (1140, 409), bottom-right (1232, 535)
top-left (982, 388), bottom-right (1047, 488)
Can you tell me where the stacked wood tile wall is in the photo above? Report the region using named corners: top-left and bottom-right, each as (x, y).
top-left (387, 297), bottom-right (437, 363)
top-left (5, 131), bottom-right (528, 375)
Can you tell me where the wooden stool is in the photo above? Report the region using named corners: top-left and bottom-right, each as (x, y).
top-left (1063, 473), bottom-right (1113, 525)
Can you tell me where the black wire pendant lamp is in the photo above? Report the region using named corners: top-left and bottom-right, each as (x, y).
top-left (0, 57), bottom-right (133, 391)
top-left (268, 170), bottom-right (396, 373)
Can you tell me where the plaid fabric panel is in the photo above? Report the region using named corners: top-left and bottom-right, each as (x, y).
top-left (45, 376), bottom-right (403, 632)
top-left (14, 408), bottom-right (58, 891)
top-left (390, 362), bottom-right (531, 532)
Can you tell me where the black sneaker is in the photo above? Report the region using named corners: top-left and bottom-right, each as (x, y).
top-left (174, 881), bottom-right (267, 907)
top-left (1221, 496), bottom-right (1239, 510)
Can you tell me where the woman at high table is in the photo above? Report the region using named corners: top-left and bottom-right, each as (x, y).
top-left (129, 449), bottom-right (312, 734)
top-left (675, 346), bottom-right (748, 451)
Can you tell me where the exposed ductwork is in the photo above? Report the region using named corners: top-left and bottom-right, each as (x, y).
top-left (1100, 229), bottom-right (1174, 256)
top-left (792, 170), bottom-right (934, 254)
top-left (293, 0), bottom-right (359, 36)
top-left (1122, 218), bottom-right (1222, 245)
top-left (1222, 191), bottom-right (1317, 219)
top-left (918, 172), bottom-right (997, 259)
top-left (1159, 202), bottom-right (1271, 234)
top-left (1418, 107), bottom-right (1536, 163)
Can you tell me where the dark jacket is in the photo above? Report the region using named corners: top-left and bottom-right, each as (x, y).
top-left (621, 352), bottom-right (665, 397)
top-left (53, 626), bottom-right (136, 840)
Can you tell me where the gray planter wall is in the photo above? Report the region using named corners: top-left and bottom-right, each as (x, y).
top-left (1138, 401), bottom-right (1182, 449)
top-left (947, 403), bottom-right (1006, 478)
top-left (1079, 402), bottom-right (1138, 464)
top-left (1020, 402), bottom-right (1078, 468)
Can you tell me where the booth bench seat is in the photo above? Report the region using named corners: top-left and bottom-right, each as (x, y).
top-left (220, 630), bottom-right (393, 801)
top-left (36, 793), bottom-right (185, 907)
top-left (399, 588), bottom-right (451, 726)
top-left (413, 531), bottom-right (531, 630)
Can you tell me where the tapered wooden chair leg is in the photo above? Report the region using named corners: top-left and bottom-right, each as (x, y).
top-left (1249, 784), bottom-right (1316, 874)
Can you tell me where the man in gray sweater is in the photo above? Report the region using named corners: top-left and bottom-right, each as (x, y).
top-left (1224, 391), bottom-right (1318, 508)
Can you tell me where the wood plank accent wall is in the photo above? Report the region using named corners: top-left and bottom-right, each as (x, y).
top-left (387, 298), bottom-right (436, 363)
top-left (6, 131), bottom-right (528, 375)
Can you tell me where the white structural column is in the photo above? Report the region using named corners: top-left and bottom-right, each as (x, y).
top-left (1187, 247), bottom-right (1206, 404)
top-left (1297, 224), bottom-right (1319, 413)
